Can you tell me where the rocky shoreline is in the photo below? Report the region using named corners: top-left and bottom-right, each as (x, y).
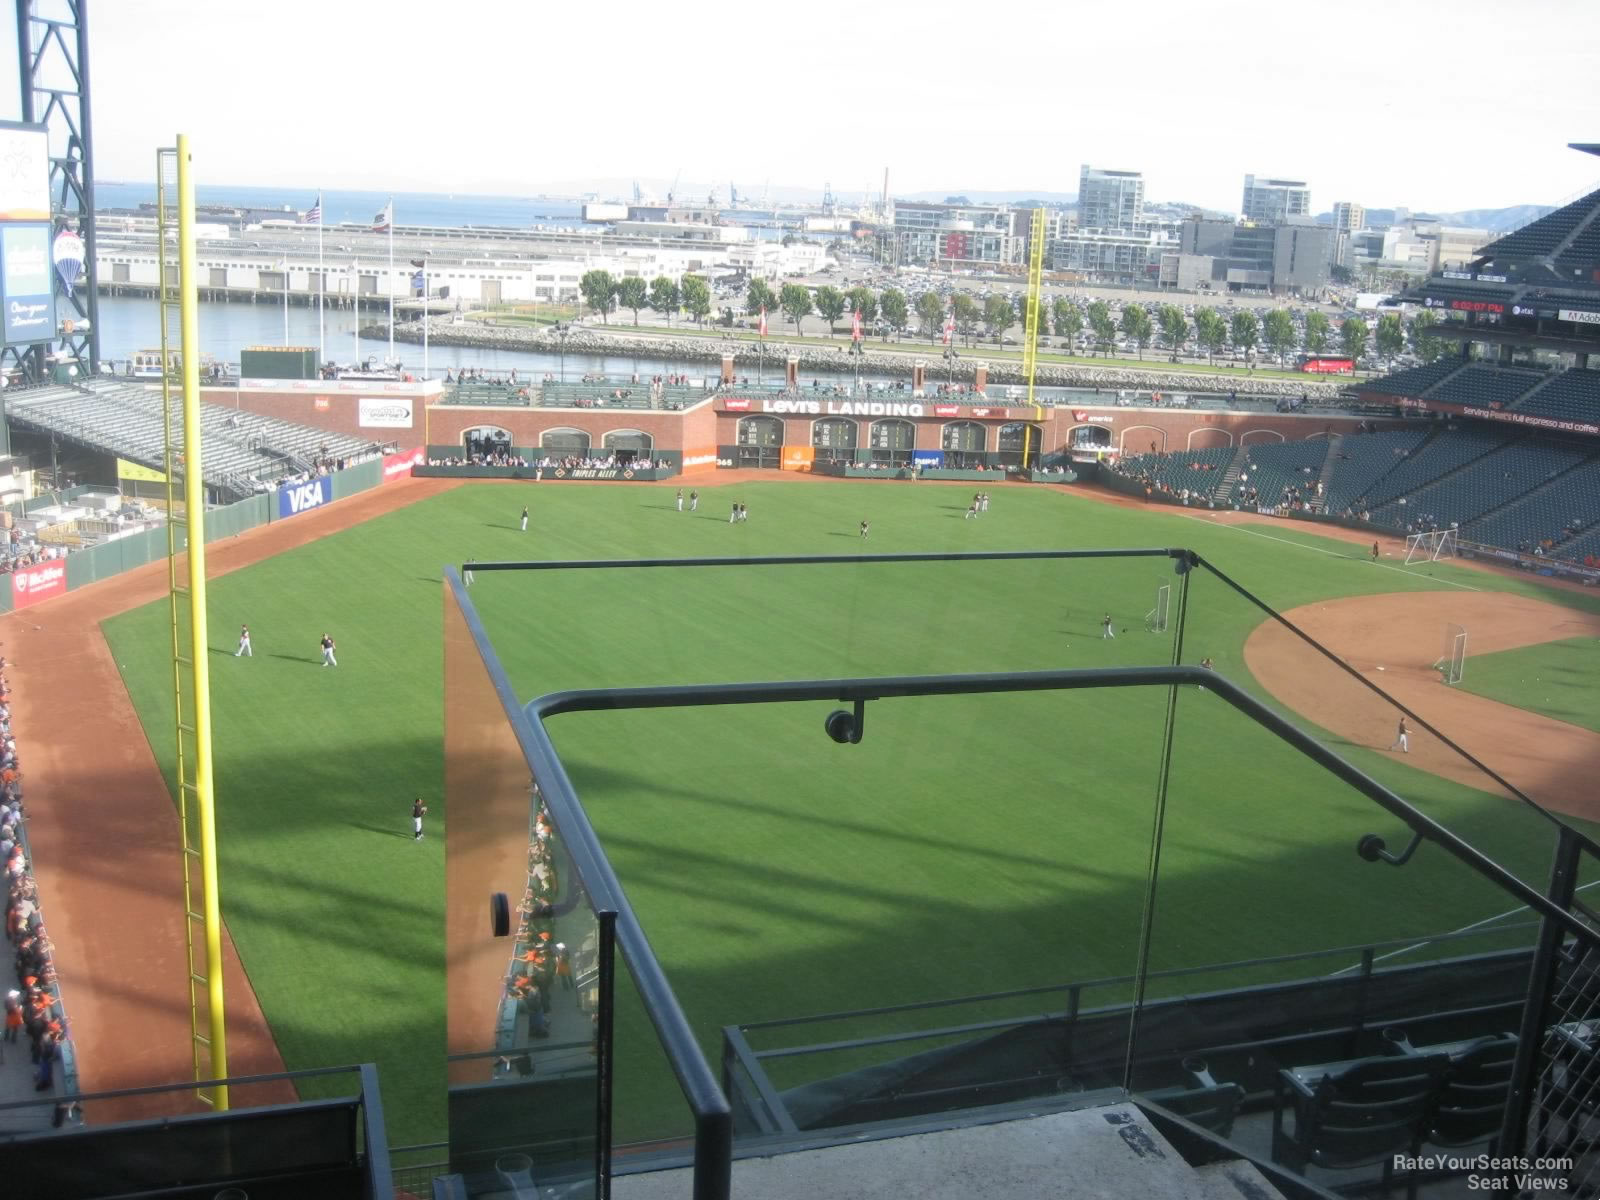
top-left (365, 320), bottom-right (1346, 398)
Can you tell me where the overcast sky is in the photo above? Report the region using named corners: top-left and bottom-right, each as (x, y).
top-left (6, 0), bottom-right (1600, 214)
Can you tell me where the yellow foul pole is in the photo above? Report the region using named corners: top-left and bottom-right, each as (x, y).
top-left (1021, 207), bottom-right (1047, 468)
top-left (178, 135), bottom-right (229, 1107)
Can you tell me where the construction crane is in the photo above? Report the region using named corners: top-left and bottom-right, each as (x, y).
top-left (1020, 207), bottom-right (1047, 468)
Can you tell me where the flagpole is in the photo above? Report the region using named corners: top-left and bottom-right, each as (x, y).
top-left (422, 259), bottom-right (429, 380)
top-left (317, 193), bottom-right (325, 365)
top-left (353, 260), bottom-right (360, 366)
top-left (386, 198), bottom-right (394, 366)
top-left (281, 259), bottom-right (288, 347)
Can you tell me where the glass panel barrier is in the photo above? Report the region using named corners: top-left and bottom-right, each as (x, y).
top-left (445, 576), bottom-right (607, 1199)
top-left (537, 678), bottom-right (1168, 1147)
top-left (1131, 660), bottom-right (1551, 1196)
top-left (1179, 550), bottom-right (1593, 892)
top-left (0, 1066), bottom-right (387, 1199)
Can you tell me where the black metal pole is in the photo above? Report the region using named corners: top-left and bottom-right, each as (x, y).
top-left (75, 0), bottom-right (99, 374)
top-left (14, 2), bottom-right (32, 124)
top-left (1498, 826), bottom-right (1582, 1158)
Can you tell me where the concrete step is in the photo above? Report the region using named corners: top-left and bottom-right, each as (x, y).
top-left (1191, 1158), bottom-right (1287, 1200)
top-left (613, 1102), bottom-right (1278, 1200)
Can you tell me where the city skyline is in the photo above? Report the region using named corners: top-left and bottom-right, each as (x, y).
top-left (1, 0), bottom-right (1597, 216)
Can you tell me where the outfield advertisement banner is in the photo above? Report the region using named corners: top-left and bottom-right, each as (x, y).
top-left (1, 224), bottom-right (55, 346)
top-left (276, 475), bottom-right (333, 518)
top-left (1393, 396), bottom-right (1599, 437)
top-left (912, 450), bottom-right (945, 468)
top-left (359, 397), bottom-right (414, 429)
top-left (11, 561), bottom-right (65, 609)
top-left (382, 448), bottom-right (424, 481)
top-left (545, 466), bottom-right (661, 480)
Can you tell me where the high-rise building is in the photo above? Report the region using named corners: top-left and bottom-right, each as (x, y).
top-left (890, 201), bottom-right (1022, 266)
top-left (1241, 175), bottom-right (1311, 223)
top-left (1078, 166), bottom-right (1145, 230)
top-left (1332, 201), bottom-right (1365, 232)
top-left (1175, 217), bottom-right (1333, 296)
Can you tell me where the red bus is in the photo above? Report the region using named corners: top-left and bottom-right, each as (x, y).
top-left (1299, 355), bottom-right (1355, 375)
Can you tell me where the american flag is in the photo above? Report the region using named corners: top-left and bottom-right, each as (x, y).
top-left (851, 309), bottom-right (862, 342)
top-left (300, 194), bottom-right (322, 225)
top-left (758, 306), bottom-right (767, 337)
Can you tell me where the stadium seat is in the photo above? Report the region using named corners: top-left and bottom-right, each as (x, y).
top-left (1272, 1052), bottom-right (1451, 1193)
top-left (1511, 369), bottom-right (1600, 422)
top-left (1321, 429), bottom-right (1430, 516)
top-left (1465, 456), bottom-right (1600, 553)
top-left (1229, 439), bottom-right (1330, 508)
top-left (1361, 361), bottom-right (1464, 399)
top-left (1110, 446), bottom-right (1236, 500)
top-left (1358, 428), bottom-right (1510, 514)
top-left (1373, 436), bottom-right (1588, 530)
top-left (1431, 366), bottom-right (1545, 411)
top-left (1425, 1035), bottom-right (1518, 1153)
top-left (1477, 188), bottom-right (1600, 260)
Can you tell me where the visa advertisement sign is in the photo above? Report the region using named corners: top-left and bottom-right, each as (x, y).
top-left (276, 475), bottom-right (332, 518)
top-left (2, 223), bottom-right (55, 345)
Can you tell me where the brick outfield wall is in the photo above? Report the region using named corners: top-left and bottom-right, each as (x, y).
top-left (211, 386), bottom-right (1405, 461)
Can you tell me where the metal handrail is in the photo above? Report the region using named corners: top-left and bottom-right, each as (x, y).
top-left (525, 666), bottom-right (1600, 947)
top-left (731, 924), bottom-right (1540, 1036)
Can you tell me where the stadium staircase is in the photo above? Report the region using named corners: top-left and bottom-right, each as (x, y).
top-left (612, 1103), bottom-right (1291, 1200)
top-left (1210, 448), bottom-right (1248, 505)
top-left (1308, 436), bottom-right (1342, 512)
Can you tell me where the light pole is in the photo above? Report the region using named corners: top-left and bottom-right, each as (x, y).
top-left (421, 255), bottom-right (430, 380)
top-left (557, 323), bottom-right (572, 382)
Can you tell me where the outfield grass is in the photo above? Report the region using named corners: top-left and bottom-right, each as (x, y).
top-left (1455, 636), bottom-right (1600, 734)
top-left (100, 482), bottom-right (1600, 1144)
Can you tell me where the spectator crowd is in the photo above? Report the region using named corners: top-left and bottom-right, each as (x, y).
top-left (501, 790), bottom-right (581, 1056)
top-left (2, 659), bottom-right (75, 1114)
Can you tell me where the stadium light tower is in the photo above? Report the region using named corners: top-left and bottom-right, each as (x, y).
top-left (14, 0), bottom-right (100, 377)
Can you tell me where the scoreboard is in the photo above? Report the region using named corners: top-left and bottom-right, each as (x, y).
top-left (870, 420), bottom-right (914, 451)
top-left (812, 418), bottom-right (858, 451)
